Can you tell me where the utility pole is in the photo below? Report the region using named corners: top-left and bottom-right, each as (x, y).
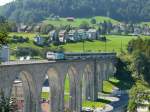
top-left (121, 39), bottom-right (123, 52)
top-left (82, 40), bottom-right (85, 52)
top-left (105, 37), bottom-right (107, 52)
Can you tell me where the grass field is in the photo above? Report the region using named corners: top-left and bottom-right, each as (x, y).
top-left (43, 16), bottom-right (120, 27)
top-left (9, 32), bottom-right (138, 53)
top-left (103, 77), bottom-right (120, 93)
top-left (61, 35), bottom-right (138, 53)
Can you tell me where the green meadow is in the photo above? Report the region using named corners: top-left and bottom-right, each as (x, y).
top-left (43, 16), bottom-right (120, 27)
top-left (61, 35), bottom-right (138, 53)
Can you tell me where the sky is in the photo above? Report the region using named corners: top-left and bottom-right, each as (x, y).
top-left (0, 0), bottom-right (14, 6)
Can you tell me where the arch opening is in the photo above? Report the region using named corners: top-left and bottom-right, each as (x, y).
top-left (64, 65), bottom-right (77, 112)
top-left (81, 64), bottom-right (93, 109)
top-left (64, 74), bottom-right (71, 112)
top-left (40, 68), bottom-right (60, 112)
top-left (10, 71), bottom-right (36, 112)
top-left (41, 75), bottom-right (51, 112)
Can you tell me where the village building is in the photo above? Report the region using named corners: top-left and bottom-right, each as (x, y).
top-left (133, 27), bottom-right (141, 35)
top-left (66, 17), bottom-right (75, 22)
top-left (77, 29), bottom-right (87, 40)
top-left (87, 29), bottom-right (97, 39)
top-left (67, 30), bottom-right (78, 41)
top-left (26, 26), bottom-right (33, 32)
top-left (142, 26), bottom-right (150, 36)
top-left (59, 30), bottom-right (67, 43)
top-left (34, 35), bottom-right (45, 45)
top-left (34, 25), bottom-right (41, 32)
top-left (19, 24), bottom-right (28, 32)
top-left (111, 25), bottom-right (121, 35)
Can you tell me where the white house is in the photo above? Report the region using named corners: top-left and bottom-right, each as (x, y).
top-left (34, 35), bottom-right (45, 45)
top-left (87, 29), bottom-right (97, 39)
top-left (67, 30), bottom-right (78, 41)
top-left (133, 27), bottom-right (142, 35)
top-left (59, 30), bottom-right (67, 43)
top-left (0, 46), bottom-right (10, 62)
top-left (77, 29), bottom-right (87, 40)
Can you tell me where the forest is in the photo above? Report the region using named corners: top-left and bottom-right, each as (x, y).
top-left (1, 0), bottom-right (150, 23)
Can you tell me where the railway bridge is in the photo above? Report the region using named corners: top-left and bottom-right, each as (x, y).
top-left (0, 53), bottom-right (117, 112)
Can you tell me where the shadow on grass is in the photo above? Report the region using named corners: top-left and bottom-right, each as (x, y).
top-left (96, 98), bottom-right (111, 104)
top-left (109, 78), bottom-right (134, 90)
top-left (102, 91), bottom-right (112, 94)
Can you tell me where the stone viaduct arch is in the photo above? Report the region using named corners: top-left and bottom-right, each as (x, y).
top-left (0, 55), bottom-right (116, 112)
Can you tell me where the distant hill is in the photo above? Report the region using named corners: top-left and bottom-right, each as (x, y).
top-left (42, 16), bottom-right (120, 27)
top-left (1, 0), bottom-right (150, 24)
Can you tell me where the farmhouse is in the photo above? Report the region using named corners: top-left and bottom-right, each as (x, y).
top-left (66, 17), bottom-right (75, 22)
top-left (34, 35), bottom-right (45, 45)
top-left (67, 30), bottom-right (78, 41)
top-left (59, 30), bottom-right (67, 43)
top-left (19, 25), bottom-right (28, 32)
top-left (77, 29), bottom-right (87, 40)
top-left (133, 27), bottom-right (141, 35)
top-left (26, 26), bottom-right (33, 32)
top-left (87, 29), bottom-right (97, 39)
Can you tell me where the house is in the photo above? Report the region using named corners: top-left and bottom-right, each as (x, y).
top-left (142, 26), bottom-right (150, 36)
top-left (26, 26), bottom-right (33, 32)
top-left (67, 30), bottom-right (78, 41)
top-left (34, 35), bottom-right (45, 45)
top-left (66, 17), bottom-right (75, 22)
top-left (59, 30), bottom-right (67, 43)
top-left (34, 25), bottom-right (41, 32)
top-left (0, 46), bottom-right (10, 62)
top-left (87, 29), bottom-right (97, 39)
top-left (133, 27), bottom-right (141, 35)
top-left (19, 25), bottom-right (28, 32)
top-left (77, 29), bottom-right (87, 40)
top-left (111, 25), bottom-right (121, 34)
top-left (49, 30), bottom-right (57, 41)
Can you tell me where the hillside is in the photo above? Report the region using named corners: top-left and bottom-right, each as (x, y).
top-left (1, 0), bottom-right (150, 23)
top-left (43, 16), bottom-right (120, 27)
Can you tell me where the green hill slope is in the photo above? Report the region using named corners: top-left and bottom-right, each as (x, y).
top-left (43, 16), bottom-right (120, 27)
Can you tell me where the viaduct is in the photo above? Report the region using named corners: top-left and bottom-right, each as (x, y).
top-left (0, 53), bottom-right (116, 112)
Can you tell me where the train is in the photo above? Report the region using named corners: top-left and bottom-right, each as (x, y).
top-left (46, 52), bottom-right (65, 60)
top-left (46, 52), bottom-right (116, 60)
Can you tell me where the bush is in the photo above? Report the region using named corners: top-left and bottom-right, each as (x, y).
top-left (0, 90), bottom-right (18, 112)
top-left (13, 47), bottom-right (41, 57)
top-left (90, 18), bottom-right (96, 24)
top-left (11, 35), bottom-right (29, 43)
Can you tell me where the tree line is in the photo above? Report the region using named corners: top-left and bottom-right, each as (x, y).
top-left (126, 37), bottom-right (150, 112)
top-left (1, 0), bottom-right (150, 23)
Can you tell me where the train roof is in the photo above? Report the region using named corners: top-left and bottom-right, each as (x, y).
top-left (64, 52), bottom-right (116, 55)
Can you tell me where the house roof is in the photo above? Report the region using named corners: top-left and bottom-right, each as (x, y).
top-left (59, 30), bottom-right (66, 35)
top-left (87, 29), bottom-right (97, 33)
